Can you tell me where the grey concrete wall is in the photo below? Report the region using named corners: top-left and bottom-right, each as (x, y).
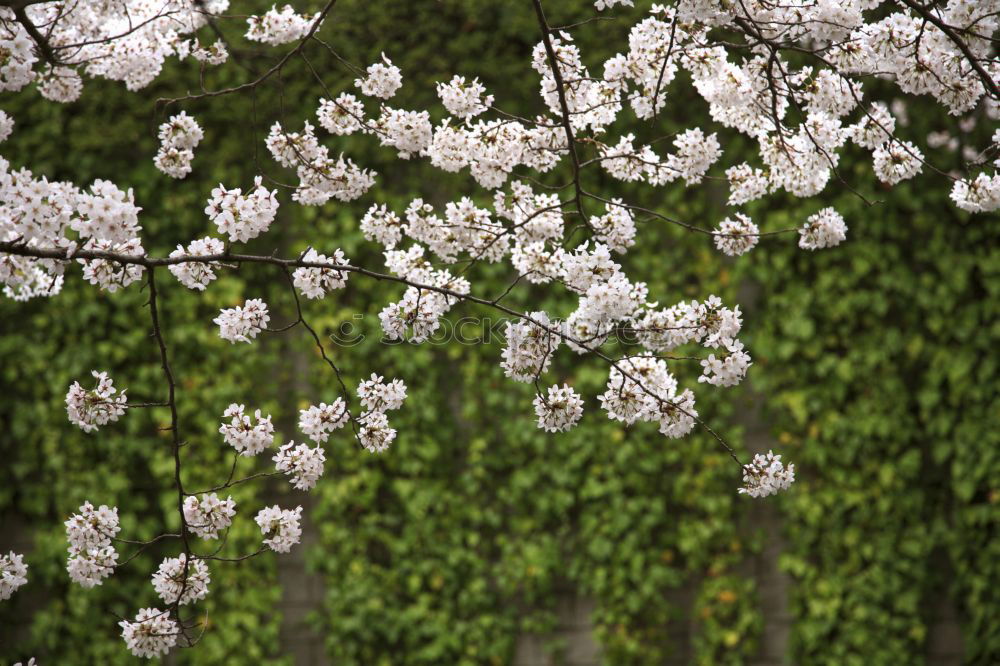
top-left (0, 516), bottom-right (42, 657)
top-left (269, 492), bottom-right (331, 666)
top-left (740, 392), bottom-right (793, 666)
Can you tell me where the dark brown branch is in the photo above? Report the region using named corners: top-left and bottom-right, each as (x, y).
top-left (530, 0), bottom-right (592, 230)
top-left (146, 267), bottom-right (195, 641)
top-left (12, 5), bottom-right (57, 63)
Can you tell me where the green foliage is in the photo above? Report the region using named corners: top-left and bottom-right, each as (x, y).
top-left (743, 134), bottom-right (1000, 663)
top-left (694, 575), bottom-right (762, 665)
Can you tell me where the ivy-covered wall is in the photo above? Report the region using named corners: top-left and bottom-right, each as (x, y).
top-left (1, 1), bottom-right (997, 665)
top-left (745, 182), bottom-right (1000, 666)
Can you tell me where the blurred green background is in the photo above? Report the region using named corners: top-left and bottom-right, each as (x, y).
top-left (1, 1), bottom-right (999, 664)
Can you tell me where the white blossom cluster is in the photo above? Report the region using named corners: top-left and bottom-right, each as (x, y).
top-left (378, 286), bottom-right (451, 343)
top-left (634, 294), bottom-right (743, 353)
top-left (73, 179), bottom-right (142, 241)
top-left (464, 290), bottom-right (745, 437)
top-left (595, 1), bottom-right (633, 12)
top-left (0, 0), bottom-right (230, 101)
top-left (265, 121), bottom-right (376, 205)
top-left (214, 298), bottom-right (270, 344)
top-left (0, 31), bottom-right (35, 93)
top-left (168, 237), bottom-right (225, 290)
top-left (154, 112), bottom-right (203, 179)
top-left (299, 399), bottom-right (350, 443)
top-left (245, 5), bottom-right (321, 46)
top-left (698, 339), bottom-right (753, 387)
top-left (205, 177), bottom-right (279, 243)
top-left (373, 106), bottom-right (433, 160)
top-left (873, 140), bottom-right (924, 185)
top-left (219, 403), bottom-right (275, 456)
top-left (65, 502), bottom-right (120, 588)
top-left (273, 441), bottom-right (326, 491)
top-left (183, 493), bottom-right (236, 539)
top-left (0, 111), bottom-right (14, 143)
top-left (189, 39), bottom-right (229, 66)
top-left (666, 129), bottom-right (722, 185)
top-left (436, 76), bottom-right (494, 119)
top-left (0, 153), bottom-right (69, 300)
top-left (714, 214), bottom-right (759, 257)
top-left (951, 174), bottom-right (1000, 213)
top-left (358, 373), bottom-right (408, 412)
top-left (739, 451), bottom-right (796, 498)
top-left (592, 200), bottom-right (636, 253)
top-left (533, 384), bottom-right (585, 432)
top-left (360, 204), bottom-right (403, 248)
top-left (726, 164), bottom-right (770, 206)
top-left (78, 237), bottom-right (145, 292)
top-left (799, 208), bottom-right (848, 251)
top-left (415, 197), bottom-right (507, 263)
top-left (377, 243), bottom-right (470, 343)
top-left (501, 312), bottom-right (562, 382)
top-left (35, 66), bottom-right (83, 104)
top-left (255, 505), bottom-right (303, 553)
top-left (531, 33), bottom-right (618, 134)
top-left (0, 551), bottom-right (28, 600)
top-left (357, 374), bottom-right (407, 453)
top-left (494, 181), bottom-right (564, 252)
top-left (119, 608), bottom-right (178, 659)
top-left (428, 115), bottom-right (564, 189)
top-left (852, 103), bottom-right (896, 150)
top-left (355, 53), bottom-right (403, 100)
top-left (0, 254), bottom-right (63, 302)
top-left (288, 78), bottom-right (563, 193)
top-left (151, 553), bottom-right (210, 605)
top-left (597, 354), bottom-right (698, 439)
top-left (563, 268), bottom-right (648, 353)
top-left (563, 3), bottom-right (1000, 214)
top-left (317, 93), bottom-right (366, 136)
top-left (558, 241), bottom-right (617, 290)
top-left (292, 247), bottom-right (349, 299)
top-left (65, 371), bottom-right (127, 433)
top-left (358, 411), bottom-right (396, 454)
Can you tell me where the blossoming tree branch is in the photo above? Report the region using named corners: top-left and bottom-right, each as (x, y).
top-left (1, 0), bottom-right (997, 657)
